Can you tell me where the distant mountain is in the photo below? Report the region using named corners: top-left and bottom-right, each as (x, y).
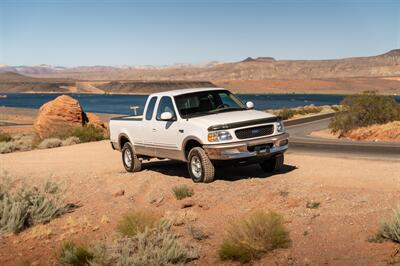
top-left (0, 61), bottom-right (224, 76)
top-left (2, 49), bottom-right (397, 81)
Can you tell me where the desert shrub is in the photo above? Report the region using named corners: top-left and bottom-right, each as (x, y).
top-left (59, 241), bottom-right (95, 266)
top-left (375, 209), bottom-right (400, 243)
top-left (306, 201), bottom-right (320, 209)
top-left (71, 124), bottom-right (106, 143)
top-left (218, 210), bottom-right (291, 263)
top-left (277, 108), bottom-right (297, 120)
top-left (172, 185), bottom-right (193, 200)
top-left (0, 141), bottom-right (17, 154)
top-left (37, 138), bottom-right (63, 149)
top-left (329, 92), bottom-right (400, 136)
top-left (277, 106), bottom-right (323, 120)
top-left (0, 180), bottom-right (75, 234)
top-left (111, 222), bottom-right (198, 265)
top-left (62, 136), bottom-right (80, 146)
top-left (0, 139), bottom-right (32, 154)
top-left (116, 210), bottom-right (161, 237)
top-left (0, 131), bottom-right (12, 142)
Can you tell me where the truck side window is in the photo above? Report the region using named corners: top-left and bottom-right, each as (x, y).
top-left (145, 97), bottom-right (157, 120)
top-left (156, 96), bottom-right (176, 120)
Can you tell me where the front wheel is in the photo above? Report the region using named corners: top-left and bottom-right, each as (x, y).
top-left (259, 154), bottom-right (284, 173)
top-left (187, 147), bottom-right (215, 183)
top-left (122, 142), bottom-right (142, 173)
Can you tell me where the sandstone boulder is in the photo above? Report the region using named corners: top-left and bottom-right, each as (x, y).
top-left (34, 95), bottom-right (106, 139)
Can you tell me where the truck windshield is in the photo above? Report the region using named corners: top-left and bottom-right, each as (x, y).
top-left (174, 90), bottom-right (246, 118)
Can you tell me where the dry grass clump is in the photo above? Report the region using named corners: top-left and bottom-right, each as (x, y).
top-left (37, 138), bottom-right (63, 149)
top-left (110, 222), bottom-right (198, 265)
top-left (0, 137), bottom-right (33, 154)
top-left (218, 210), bottom-right (291, 263)
top-left (58, 219), bottom-right (198, 265)
top-left (373, 209), bottom-right (400, 243)
top-left (277, 105), bottom-right (324, 120)
top-left (0, 177), bottom-right (75, 234)
top-left (116, 210), bottom-right (161, 237)
top-left (61, 136), bottom-right (80, 146)
top-left (58, 241), bottom-right (95, 266)
top-left (172, 185), bottom-right (194, 200)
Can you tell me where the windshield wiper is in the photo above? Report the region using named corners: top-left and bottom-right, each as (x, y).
top-left (210, 107), bottom-right (246, 114)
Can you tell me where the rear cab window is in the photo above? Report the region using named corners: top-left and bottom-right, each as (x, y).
top-left (145, 97), bottom-right (157, 120)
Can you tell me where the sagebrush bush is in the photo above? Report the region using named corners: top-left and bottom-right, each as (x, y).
top-left (111, 222), bottom-right (198, 266)
top-left (329, 92), bottom-right (400, 136)
top-left (218, 210), bottom-right (291, 263)
top-left (172, 185), bottom-right (194, 200)
top-left (71, 124), bottom-right (106, 143)
top-left (62, 136), bottom-right (80, 146)
top-left (376, 209), bottom-right (400, 243)
top-left (0, 131), bottom-right (12, 142)
top-left (116, 210), bottom-right (161, 237)
top-left (38, 138), bottom-right (63, 149)
top-left (0, 139), bottom-right (32, 154)
top-left (0, 179), bottom-right (75, 234)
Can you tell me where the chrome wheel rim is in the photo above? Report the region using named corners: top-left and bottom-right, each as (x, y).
top-left (124, 149), bottom-right (132, 168)
top-left (190, 155), bottom-right (202, 179)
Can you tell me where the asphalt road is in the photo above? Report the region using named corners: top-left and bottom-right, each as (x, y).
top-left (286, 117), bottom-right (400, 158)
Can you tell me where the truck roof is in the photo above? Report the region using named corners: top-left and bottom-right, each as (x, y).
top-left (149, 87), bottom-right (225, 97)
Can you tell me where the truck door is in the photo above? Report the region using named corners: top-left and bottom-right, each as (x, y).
top-left (136, 96), bottom-right (158, 157)
top-left (153, 96), bottom-right (181, 159)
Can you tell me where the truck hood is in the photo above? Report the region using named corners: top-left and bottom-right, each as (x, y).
top-left (187, 110), bottom-right (277, 129)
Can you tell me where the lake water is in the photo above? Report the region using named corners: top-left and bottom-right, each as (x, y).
top-left (1, 93), bottom-right (399, 115)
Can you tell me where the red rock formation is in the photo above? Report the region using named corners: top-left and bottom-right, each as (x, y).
top-left (34, 95), bottom-right (106, 139)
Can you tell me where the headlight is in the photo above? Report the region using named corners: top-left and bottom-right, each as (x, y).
top-left (277, 121), bottom-right (285, 133)
top-left (208, 131), bottom-right (232, 142)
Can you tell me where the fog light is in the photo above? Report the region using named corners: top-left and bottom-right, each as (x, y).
top-left (279, 139), bottom-right (289, 146)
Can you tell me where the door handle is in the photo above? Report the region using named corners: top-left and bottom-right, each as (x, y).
top-left (152, 128), bottom-right (157, 132)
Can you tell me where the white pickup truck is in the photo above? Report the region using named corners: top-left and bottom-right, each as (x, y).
top-left (109, 88), bottom-right (289, 183)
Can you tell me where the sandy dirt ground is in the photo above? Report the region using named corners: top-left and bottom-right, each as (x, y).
top-left (1, 141), bottom-right (400, 265)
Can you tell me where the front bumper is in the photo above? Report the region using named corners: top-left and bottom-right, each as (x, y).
top-left (203, 133), bottom-right (289, 160)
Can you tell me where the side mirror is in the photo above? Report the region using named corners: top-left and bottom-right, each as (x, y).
top-left (246, 101), bottom-right (254, 109)
top-left (160, 112), bottom-right (174, 121)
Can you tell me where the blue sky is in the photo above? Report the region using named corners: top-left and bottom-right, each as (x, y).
top-left (0, 0), bottom-right (399, 66)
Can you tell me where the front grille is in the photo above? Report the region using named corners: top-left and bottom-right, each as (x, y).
top-left (235, 125), bottom-right (274, 139)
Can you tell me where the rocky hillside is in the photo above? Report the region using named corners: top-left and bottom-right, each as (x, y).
top-left (0, 72), bottom-right (76, 93)
top-left (0, 72), bottom-right (216, 94)
top-left (21, 49), bottom-right (400, 81)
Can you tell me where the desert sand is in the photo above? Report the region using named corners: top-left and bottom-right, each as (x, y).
top-left (0, 141), bottom-right (399, 265)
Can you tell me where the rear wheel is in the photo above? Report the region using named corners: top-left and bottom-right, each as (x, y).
top-left (187, 147), bottom-right (215, 183)
top-left (122, 142), bottom-right (142, 172)
top-left (259, 154), bottom-right (284, 173)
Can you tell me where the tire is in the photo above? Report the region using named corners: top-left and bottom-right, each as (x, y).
top-left (259, 154), bottom-right (284, 173)
top-left (187, 147), bottom-right (215, 183)
top-left (121, 142), bottom-right (142, 173)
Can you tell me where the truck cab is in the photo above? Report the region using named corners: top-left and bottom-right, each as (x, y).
top-left (109, 88), bottom-right (289, 183)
